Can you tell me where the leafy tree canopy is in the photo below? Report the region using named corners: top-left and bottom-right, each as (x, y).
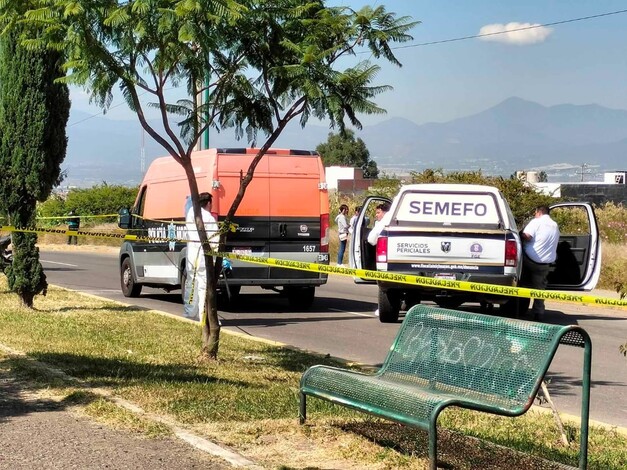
top-left (316, 129), bottom-right (378, 178)
top-left (4, 0), bottom-right (418, 356)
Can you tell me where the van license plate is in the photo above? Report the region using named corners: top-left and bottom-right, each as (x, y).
top-left (434, 273), bottom-right (456, 280)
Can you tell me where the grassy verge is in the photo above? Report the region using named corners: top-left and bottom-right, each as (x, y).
top-left (0, 280), bottom-right (625, 469)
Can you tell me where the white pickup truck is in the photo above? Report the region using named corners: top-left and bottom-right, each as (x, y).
top-left (349, 184), bottom-right (602, 322)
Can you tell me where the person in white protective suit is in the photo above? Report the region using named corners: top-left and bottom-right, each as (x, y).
top-left (184, 192), bottom-right (219, 320)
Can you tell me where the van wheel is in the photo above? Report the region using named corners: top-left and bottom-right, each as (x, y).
top-left (287, 286), bottom-right (315, 310)
top-left (121, 258), bottom-right (142, 297)
top-left (436, 298), bottom-right (464, 309)
top-left (218, 285), bottom-right (241, 310)
top-left (180, 265), bottom-right (188, 303)
top-left (378, 289), bottom-right (400, 323)
top-left (500, 297), bottom-right (530, 317)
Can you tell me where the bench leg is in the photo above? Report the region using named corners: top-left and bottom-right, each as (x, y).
top-left (428, 427), bottom-right (437, 470)
top-left (428, 408), bottom-right (443, 470)
top-left (579, 336), bottom-right (592, 470)
top-left (299, 392), bottom-right (306, 424)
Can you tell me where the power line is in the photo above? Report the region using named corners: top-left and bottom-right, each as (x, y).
top-left (391, 9), bottom-right (627, 50)
top-left (68, 98), bottom-right (134, 127)
top-left (69, 8), bottom-right (627, 127)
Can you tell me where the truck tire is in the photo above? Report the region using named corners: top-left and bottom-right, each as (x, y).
top-left (287, 286), bottom-right (315, 310)
top-left (121, 258), bottom-right (142, 297)
top-left (378, 288), bottom-right (400, 323)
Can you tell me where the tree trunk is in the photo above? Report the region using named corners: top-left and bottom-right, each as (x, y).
top-left (200, 249), bottom-right (220, 359)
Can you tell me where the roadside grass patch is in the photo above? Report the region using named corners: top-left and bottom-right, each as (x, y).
top-left (0, 279), bottom-right (626, 469)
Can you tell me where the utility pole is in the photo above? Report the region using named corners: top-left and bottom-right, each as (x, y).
top-left (575, 163), bottom-right (590, 182)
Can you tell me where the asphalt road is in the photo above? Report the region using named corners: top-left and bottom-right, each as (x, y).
top-left (40, 248), bottom-right (627, 429)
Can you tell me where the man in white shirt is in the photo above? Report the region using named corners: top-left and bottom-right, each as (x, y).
top-left (521, 205), bottom-right (560, 320)
top-left (367, 202), bottom-right (391, 246)
top-left (184, 192), bottom-right (219, 320)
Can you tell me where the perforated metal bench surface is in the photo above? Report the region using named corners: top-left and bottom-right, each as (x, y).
top-left (299, 304), bottom-right (591, 470)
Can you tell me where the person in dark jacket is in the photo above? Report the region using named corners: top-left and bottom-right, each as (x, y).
top-left (66, 210), bottom-right (80, 245)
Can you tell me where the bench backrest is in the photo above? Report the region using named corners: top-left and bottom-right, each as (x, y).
top-left (381, 305), bottom-right (584, 412)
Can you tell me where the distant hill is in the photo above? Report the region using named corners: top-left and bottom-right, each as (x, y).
top-left (63, 97), bottom-right (627, 187)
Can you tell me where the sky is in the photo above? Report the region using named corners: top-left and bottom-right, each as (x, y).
top-left (69, 1), bottom-right (627, 128)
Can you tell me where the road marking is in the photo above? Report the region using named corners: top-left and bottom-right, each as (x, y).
top-left (328, 308), bottom-right (375, 318)
top-left (41, 259), bottom-right (78, 267)
top-left (85, 289), bottom-right (121, 294)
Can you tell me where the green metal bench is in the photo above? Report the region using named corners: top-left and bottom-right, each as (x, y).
top-left (299, 304), bottom-right (591, 470)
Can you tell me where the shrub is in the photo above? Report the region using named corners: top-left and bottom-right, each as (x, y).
top-left (595, 202), bottom-right (627, 245)
top-left (38, 184), bottom-right (138, 227)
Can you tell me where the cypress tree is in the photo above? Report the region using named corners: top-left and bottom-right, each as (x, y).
top-left (0, 29), bottom-right (70, 307)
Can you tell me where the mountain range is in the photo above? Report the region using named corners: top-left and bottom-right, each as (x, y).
top-left (63, 97), bottom-right (627, 187)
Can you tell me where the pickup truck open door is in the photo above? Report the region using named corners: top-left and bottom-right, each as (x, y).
top-left (546, 202), bottom-right (601, 291)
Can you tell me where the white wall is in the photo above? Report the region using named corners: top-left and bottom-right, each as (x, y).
top-left (604, 172), bottom-right (626, 184)
top-left (325, 166), bottom-right (357, 190)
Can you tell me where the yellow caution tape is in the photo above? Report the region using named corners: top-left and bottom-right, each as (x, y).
top-left (225, 252), bottom-right (627, 309)
top-left (1, 224), bottom-right (625, 309)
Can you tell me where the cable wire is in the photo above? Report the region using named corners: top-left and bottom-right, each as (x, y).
top-left (391, 9), bottom-right (627, 51)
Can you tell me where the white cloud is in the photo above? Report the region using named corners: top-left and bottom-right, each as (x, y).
top-left (478, 22), bottom-right (552, 45)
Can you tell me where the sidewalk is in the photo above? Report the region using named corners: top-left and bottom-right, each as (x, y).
top-left (0, 365), bottom-right (230, 470)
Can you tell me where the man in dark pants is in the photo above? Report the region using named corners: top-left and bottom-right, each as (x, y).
top-left (520, 206), bottom-right (560, 320)
top-left (66, 210), bottom-right (80, 245)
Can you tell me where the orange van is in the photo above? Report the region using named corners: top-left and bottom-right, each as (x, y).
top-left (118, 148), bottom-right (330, 309)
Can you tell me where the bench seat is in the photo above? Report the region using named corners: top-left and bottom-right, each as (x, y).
top-left (302, 367), bottom-right (526, 429)
top-left (299, 305), bottom-right (591, 470)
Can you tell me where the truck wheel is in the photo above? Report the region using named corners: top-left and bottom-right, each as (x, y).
top-left (287, 286), bottom-right (315, 310)
top-left (121, 258), bottom-right (142, 298)
top-left (378, 289), bottom-right (400, 323)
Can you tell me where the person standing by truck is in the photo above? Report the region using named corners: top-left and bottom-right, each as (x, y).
top-left (66, 210), bottom-right (80, 245)
top-left (348, 206), bottom-right (361, 234)
top-left (521, 205), bottom-right (560, 320)
top-left (367, 202), bottom-right (390, 317)
top-left (335, 204), bottom-right (349, 266)
top-left (184, 192), bottom-right (219, 320)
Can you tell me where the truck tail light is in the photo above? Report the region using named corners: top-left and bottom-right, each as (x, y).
top-left (505, 238), bottom-right (518, 267)
top-left (320, 213), bottom-right (329, 252)
top-left (376, 236), bottom-right (388, 263)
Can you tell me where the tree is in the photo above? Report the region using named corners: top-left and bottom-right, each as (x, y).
top-left (16, 0), bottom-right (417, 359)
top-left (316, 129), bottom-right (378, 178)
top-left (0, 22), bottom-right (70, 307)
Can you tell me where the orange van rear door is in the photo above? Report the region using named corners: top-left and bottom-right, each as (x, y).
top-left (216, 149), bottom-right (270, 280)
top-left (267, 150), bottom-right (323, 281)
